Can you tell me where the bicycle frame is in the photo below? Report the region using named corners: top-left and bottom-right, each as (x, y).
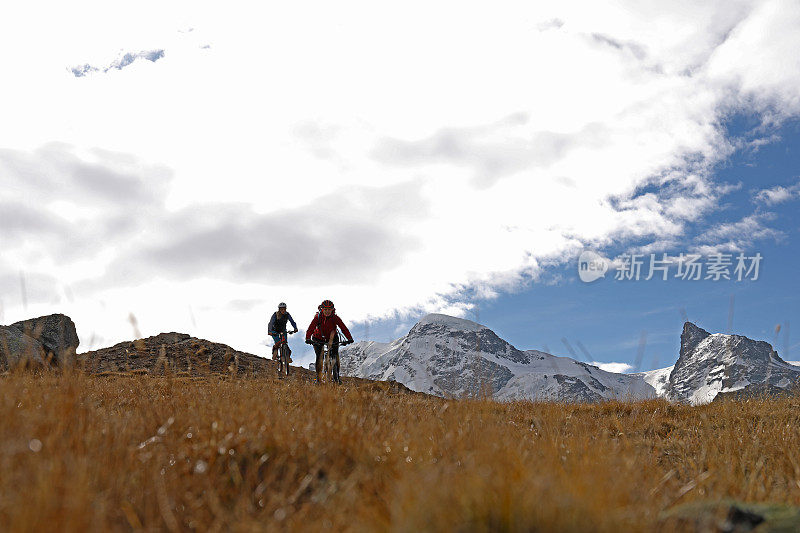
top-left (311, 333), bottom-right (350, 384)
top-left (275, 331), bottom-right (293, 377)
top-left (322, 342), bottom-right (333, 383)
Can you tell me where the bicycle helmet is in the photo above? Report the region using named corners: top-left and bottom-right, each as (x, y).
top-left (319, 299), bottom-right (334, 310)
top-left (278, 302), bottom-right (287, 308)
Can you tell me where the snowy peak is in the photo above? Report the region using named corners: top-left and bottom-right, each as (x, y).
top-left (411, 313), bottom-right (486, 332)
top-left (407, 313), bottom-right (531, 366)
top-left (666, 322), bottom-right (800, 404)
top-left (680, 321), bottom-right (711, 360)
top-left (341, 313), bottom-right (655, 402)
top-left (415, 313), bottom-right (482, 329)
top-left (343, 316), bottom-right (798, 405)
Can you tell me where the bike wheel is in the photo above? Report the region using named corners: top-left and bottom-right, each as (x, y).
top-left (282, 344), bottom-right (290, 376)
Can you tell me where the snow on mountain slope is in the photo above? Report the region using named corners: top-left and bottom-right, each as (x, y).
top-left (638, 366), bottom-right (674, 398)
top-left (497, 350), bottom-right (655, 402)
top-left (340, 313), bottom-right (655, 402)
top-left (341, 315), bottom-right (798, 405)
top-left (665, 322), bottom-right (800, 405)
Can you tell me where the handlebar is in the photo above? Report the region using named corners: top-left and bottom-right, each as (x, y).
top-left (307, 339), bottom-right (354, 346)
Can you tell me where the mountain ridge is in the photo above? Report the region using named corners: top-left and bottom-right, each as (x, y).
top-left (342, 314), bottom-right (800, 404)
top-left (665, 322), bottom-right (800, 404)
top-left (341, 313), bottom-right (655, 402)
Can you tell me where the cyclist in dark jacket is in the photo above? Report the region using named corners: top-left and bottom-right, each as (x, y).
top-left (269, 302), bottom-right (298, 361)
top-left (305, 299), bottom-right (353, 383)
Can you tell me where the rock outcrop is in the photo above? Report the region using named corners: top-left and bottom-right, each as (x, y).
top-left (78, 331), bottom-right (422, 396)
top-left (0, 325), bottom-right (47, 369)
top-left (11, 314), bottom-right (80, 364)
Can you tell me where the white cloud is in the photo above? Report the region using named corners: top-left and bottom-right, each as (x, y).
top-left (754, 181), bottom-right (800, 205)
top-left (693, 212), bottom-right (785, 253)
top-left (1, 1), bottom-right (799, 354)
top-left (705, 0), bottom-right (800, 118)
top-left (590, 361), bottom-right (634, 373)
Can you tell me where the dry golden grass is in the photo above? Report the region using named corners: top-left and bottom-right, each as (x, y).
top-left (2, 370), bottom-right (800, 532)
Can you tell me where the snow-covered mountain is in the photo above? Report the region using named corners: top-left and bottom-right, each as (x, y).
top-left (340, 314), bottom-right (655, 402)
top-left (640, 365), bottom-right (674, 398)
top-left (340, 315), bottom-right (799, 405)
top-left (662, 322), bottom-right (800, 404)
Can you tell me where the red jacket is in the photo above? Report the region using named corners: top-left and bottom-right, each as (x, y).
top-left (306, 312), bottom-right (353, 343)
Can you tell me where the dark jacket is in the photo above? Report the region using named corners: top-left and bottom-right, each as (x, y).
top-left (268, 311), bottom-right (297, 334)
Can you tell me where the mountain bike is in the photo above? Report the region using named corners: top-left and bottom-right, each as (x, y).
top-left (311, 335), bottom-right (352, 384)
top-left (275, 331), bottom-right (295, 378)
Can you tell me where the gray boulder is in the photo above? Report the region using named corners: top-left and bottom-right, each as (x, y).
top-left (10, 313), bottom-right (80, 364)
top-left (0, 325), bottom-right (47, 368)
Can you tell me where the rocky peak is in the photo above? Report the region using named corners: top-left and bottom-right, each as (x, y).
top-left (406, 313), bottom-right (530, 365)
top-left (679, 321), bottom-right (711, 361)
top-left (666, 322), bottom-right (800, 403)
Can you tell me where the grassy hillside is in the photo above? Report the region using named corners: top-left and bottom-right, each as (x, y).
top-left (2, 370), bottom-right (800, 531)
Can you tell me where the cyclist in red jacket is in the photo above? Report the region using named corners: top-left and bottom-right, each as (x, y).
top-left (305, 299), bottom-right (353, 383)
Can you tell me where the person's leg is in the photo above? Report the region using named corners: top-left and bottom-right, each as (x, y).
top-left (271, 334), bottom-right (280, 360)
top-left (331, 340), bottom-right (341, 384)
top-left (314, 343), bottom-right (323, 383)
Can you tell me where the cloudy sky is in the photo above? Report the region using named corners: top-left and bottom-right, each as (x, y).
top-left (1, 0), bottom-right (798, 370)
